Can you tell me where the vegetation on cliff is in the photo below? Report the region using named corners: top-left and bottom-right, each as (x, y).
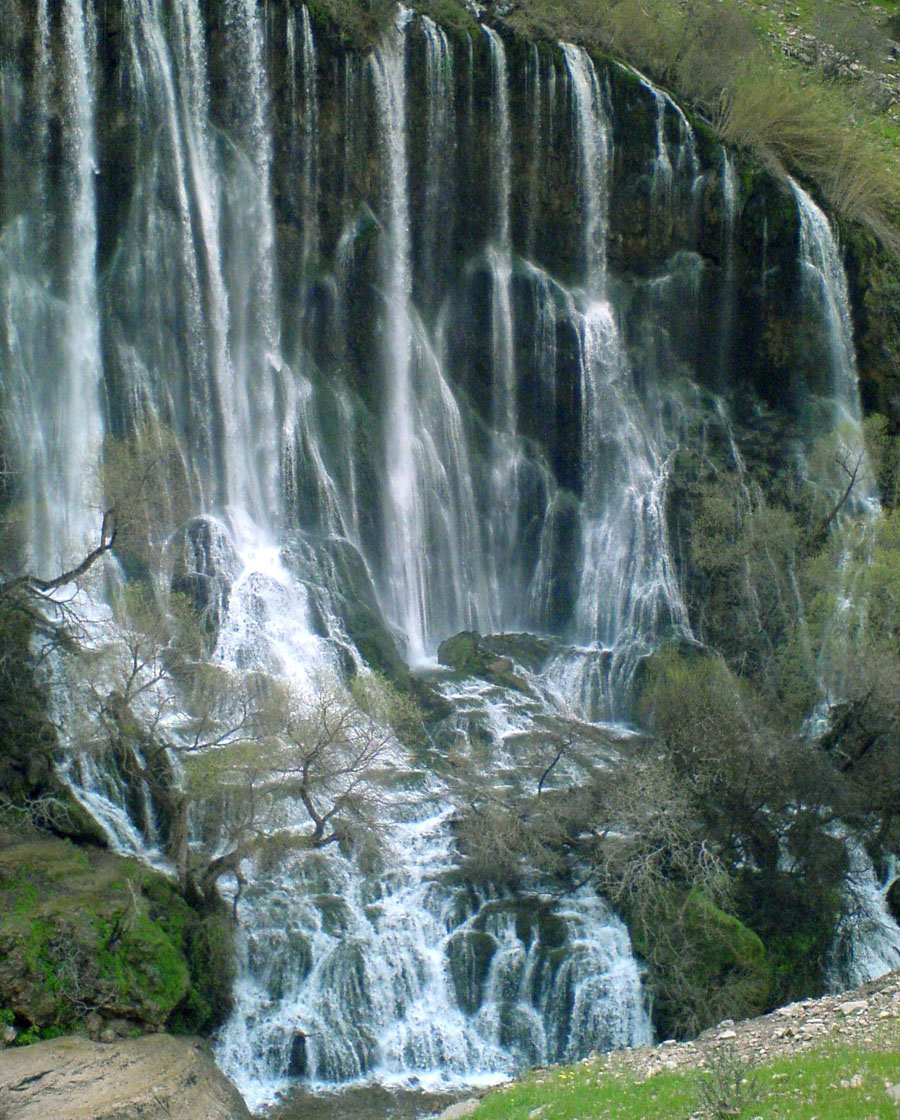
top-left (304, 0), bottom-right (900, 246)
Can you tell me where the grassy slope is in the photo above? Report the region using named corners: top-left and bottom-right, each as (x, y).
top-left (473, 1039), bottom-right (900, 1120)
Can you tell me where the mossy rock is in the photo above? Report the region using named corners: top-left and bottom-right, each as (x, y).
top-left (480, 633), bottom-right (556, 673)
top-left (736, 866), bottom-right (843, 1008)
top-left (682, 891), bottom-right (771, 1007)
top-left (0, 836), bottom-right (234, 1036)
top-left (474, 897), bottom-right (568, 953)
top-left (437, 631), bottom-right (533, 694)
top-left (630, 889), bottom-right (772, 1040)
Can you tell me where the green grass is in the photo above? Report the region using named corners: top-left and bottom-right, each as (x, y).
top-left (472, 1037), bottom-right (900, 1120)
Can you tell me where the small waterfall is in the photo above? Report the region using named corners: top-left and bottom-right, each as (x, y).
top-left (525, 45), bottom-right (543, 258)
top-left (555, 46), bottom-right (690, 715)
top-left (371, 8), bottom-right (427, 660)
top-left (299, 6), bottom-right (320, 275)
top-left (787, 179), bottom-right (877, 709)
top-left (217, 0), bottom-right (285, 528)
top-left (790, 180), bottom-right (870, 444)
top-left (561, 44), bottom-right (610, 292)
top-left (485, 29), bottom-right (512, 249)
top-left (830, 845), bottom-right (900, 991)
top-left (483, 27), bottom-right (521, 606)
top-left (370, 12), bottom-right (495, 654)
top-left (626, 66), bottom-right (699, 233)
top-left (216, 796), bottom-right (649, 1113)
top-left (421, 16), bottom-right (455, 305)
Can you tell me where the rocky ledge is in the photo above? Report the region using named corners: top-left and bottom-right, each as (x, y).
top-left (0, 1033), bottom-right (251, 1120)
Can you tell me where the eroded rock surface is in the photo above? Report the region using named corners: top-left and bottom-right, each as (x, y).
top-left (0, 1034), bottom-right (251, 1120)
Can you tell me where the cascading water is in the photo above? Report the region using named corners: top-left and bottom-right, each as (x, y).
top-left (830, 844), bottom-right (900, 991)
top-left (3, 2), bottom-right (897, 1112)
top-left (790, 179), bottom-right (873, 466)
top-left (546, 47), bottom-right (690, 716)
top-left (0, 0), bottom-right (102, 571)
top-left (719, 152), bottom-right (738, 380)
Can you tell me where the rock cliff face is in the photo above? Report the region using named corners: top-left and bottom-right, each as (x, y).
top-left (0, 1034), bottom-right (251, 1120)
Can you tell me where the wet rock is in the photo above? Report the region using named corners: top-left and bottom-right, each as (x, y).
top-left (446, 929), bottom-right (497, 1015)
top-left (437, 631), bottom-right (532, 693)
top-left (288, 1030), bottom-right (308, 1077)
top-left (169, 516), bottom-right (240, 649)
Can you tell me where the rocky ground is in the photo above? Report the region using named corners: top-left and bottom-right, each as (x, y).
top-left (0, 1034), bottom-right (251, 1120)
top-left (738, 0), bottom-right (900, 120)
top-left (591, 968), bottom-right (900, 1083)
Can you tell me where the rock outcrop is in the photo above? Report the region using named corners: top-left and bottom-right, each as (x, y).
top-left (0, 1034), bottom-right (251, 1120)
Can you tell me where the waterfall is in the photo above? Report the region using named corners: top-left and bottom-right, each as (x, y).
top-left (4, 7), bottom-right (895, 1110)
top-left (525, 45), bottom-right (543, 258)
top-left (298, 6), bottom-right (320, 276)
top-left (561, 44), bottom-right (610, 292)
top-left (830, 845), bottom-right (900, 990)
top-left (371, 8), bottom-right (428, 661)
top-left (790, 180), bottom-right (870, 446)
top-left (719, 151), bottom-right (738, 380)
top-left (217, 0), bottom-right (285, 528)
top-left (483, 28), bottom-right (521, 608)
top-left (553, 46), bottom-right (690, 716)
top-left (625, 65), bottom-right (699, 235)
top-left (0, 0), bottom-right (103, 572)
top-left (421, 16), bottom-right (455, 305)
top-left (216, 796), bottom-right (649, 1112)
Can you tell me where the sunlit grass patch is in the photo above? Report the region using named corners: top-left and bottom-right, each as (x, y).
top-left (471, 1041), bottom-right (900, 1120)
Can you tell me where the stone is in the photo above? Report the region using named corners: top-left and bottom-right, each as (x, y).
top-left (1, 1024), bottom-right (17, 1046)
top-left (0, 1034), bottom-right (251, 1119)
top-left (84, 1011), bottom-right (103, 1038)
top-left (437, 1100), bottom-right (481, 1120)
top-left (838, 1000), bottom-right (868, 1015)
top-left (288, 1030), bottom-right (308, 1077)
top-left (886, 1082), bottom-right (900, 1104)
top-left (99, 1028), bottom-right (117, 1044)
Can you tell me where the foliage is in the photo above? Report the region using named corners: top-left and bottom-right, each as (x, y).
top-left (0, 597), bottom-right (58, 806)
top-left (696, 1044), bottom-right (759, 1120)
top-left (101, 425), bottom-right (192, 577)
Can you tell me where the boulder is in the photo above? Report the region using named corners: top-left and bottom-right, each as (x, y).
top-left (0, 1034), bottom-right (251, 1119)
